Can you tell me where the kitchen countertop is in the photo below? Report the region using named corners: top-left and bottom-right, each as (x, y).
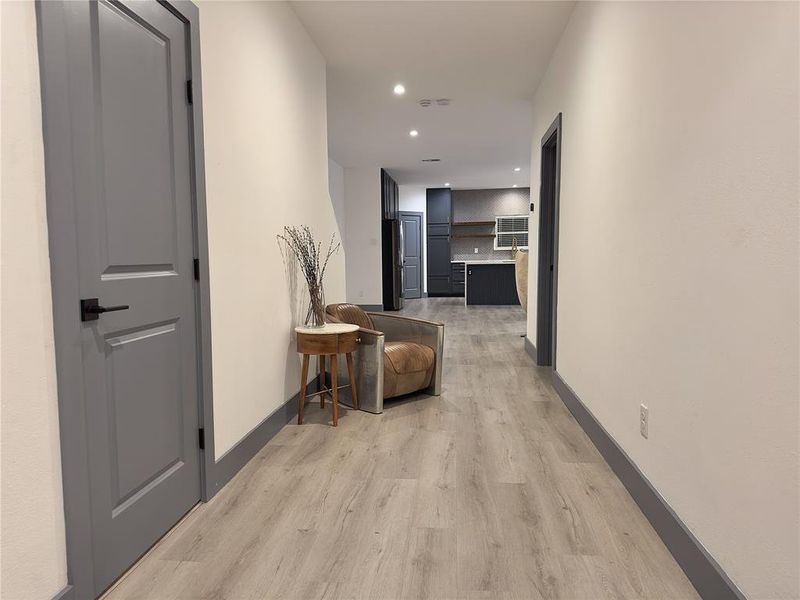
top-left (451, 259), bottom-right (516, 265)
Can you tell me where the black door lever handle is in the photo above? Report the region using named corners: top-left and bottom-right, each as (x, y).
top-left (81, 298), bottom-right (130, 322)
top-left (89, 304), bottom-right (130, 313)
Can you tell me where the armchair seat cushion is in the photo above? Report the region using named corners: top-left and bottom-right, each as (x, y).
top-left (383, 341), bottom-right (435, 399)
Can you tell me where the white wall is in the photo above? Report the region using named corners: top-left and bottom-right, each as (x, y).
top-left (398, 185), bottom-right (427, 293)
top-left (328, 158), bottom-right (346, 244)
top-left (199, 0), bottom-right (346, 458)
top-left (525, 3), bottom-right (799, 598)
top-left (0, 1), bottom-right (69, 598)
top-left (328, 158), bottom-right (347, 290)
top-left (343, 166), bottom-right (382, 305)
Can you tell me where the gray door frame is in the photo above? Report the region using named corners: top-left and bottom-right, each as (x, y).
top-left (399, 211), bottom-right (424, 299)
top-left (535, 112), bottom-right (562, 369)
top-left (36, 2), bottom-right (216, 597)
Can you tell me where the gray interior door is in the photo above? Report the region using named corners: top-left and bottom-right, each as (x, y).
top-left (400, 213), bottom-right (422, 299)
top-left (64, 1), bottom-right (201, 593)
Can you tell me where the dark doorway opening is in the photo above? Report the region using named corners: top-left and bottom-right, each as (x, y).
top-left (536, 113), bottom-right (562, 367)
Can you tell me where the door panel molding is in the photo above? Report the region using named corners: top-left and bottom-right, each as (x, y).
top-left (399, 211), bottom-right (423, 300)
top-left (36, 2), bottom-right (214, 598)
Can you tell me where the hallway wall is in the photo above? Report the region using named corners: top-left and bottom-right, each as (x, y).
top-left (0, 2), bottom-right (68, 598)
top-left (328, 158), bottom-right (346, 246)
top-left (199, 0), bottom-right (346, 458)
top-left (342, 166), bottom-right (382, 305)
top-left (525, 3), bottom-right (799, 598)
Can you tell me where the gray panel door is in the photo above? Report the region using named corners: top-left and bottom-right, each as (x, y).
top-left (400, 213), bottom-right (422, 299)
top-left (66, 1), bottom-right (201, 592)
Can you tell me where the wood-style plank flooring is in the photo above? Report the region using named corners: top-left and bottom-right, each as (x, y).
top-left (105, 298), bottom-right (698, 599)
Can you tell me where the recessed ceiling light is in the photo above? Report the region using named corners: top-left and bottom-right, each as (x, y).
top-left (512, 184), bottom-right (518, 188)
top-left (514, 167), bottom-right (521, 172)
top-left (445, 182), bottom-right (451, 187)
top-left (409, 130), bottom-right (419, 137)
top-left (393, 83), bottom-right (406, 95)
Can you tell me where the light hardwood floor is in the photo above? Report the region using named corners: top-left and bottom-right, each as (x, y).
top-left (105, 298), bottom-right (698, 600)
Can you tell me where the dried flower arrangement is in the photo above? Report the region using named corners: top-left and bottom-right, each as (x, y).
top-left (277, 226), bottom-right (340, 328)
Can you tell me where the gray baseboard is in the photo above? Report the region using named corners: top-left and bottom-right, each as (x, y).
top-left (51, 585), bottom-right (74, 600)
top-left (550, 371), bottom-right (745, 600)
top-left (523, 336), bottom-right (537, 362)
top-left (358, 304), bottom-right (383, 312)
top-left (206, 375), bottom-right (320, 497)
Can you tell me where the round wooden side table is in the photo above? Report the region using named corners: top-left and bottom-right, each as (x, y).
top-left (295, 322), bottom-right (359, 426)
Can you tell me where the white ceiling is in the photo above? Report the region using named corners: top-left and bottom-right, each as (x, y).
top-left (291, 1), bottom-right (575, 189)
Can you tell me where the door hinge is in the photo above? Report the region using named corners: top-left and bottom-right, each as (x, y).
top-left (198, 427), bottom-right (205, 450)
top-left (186, 79), bottom-right (193, 105)
top-left (193, 258), bottom-right (200, 281)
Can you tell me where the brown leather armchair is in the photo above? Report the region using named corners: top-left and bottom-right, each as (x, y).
top-left (325, 303), bottom-right (444, 414)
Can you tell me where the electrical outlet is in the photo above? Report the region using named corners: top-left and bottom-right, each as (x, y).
top-left (474, 247), bottom-right (479, 254)
top-left (640, 404), bottom-right (649, 439)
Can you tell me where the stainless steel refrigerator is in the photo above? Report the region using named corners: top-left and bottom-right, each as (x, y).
top-left (382, 219), bottom-right (404, 310)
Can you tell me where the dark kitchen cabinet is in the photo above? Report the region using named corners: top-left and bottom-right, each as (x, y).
top-left (428, 276), bottom-right (451, 296)
top-left (426, 188), bottom-right (451, 224)
top-left (427, 236), bottom-right (452, 278)
top-left (426, 188), bottom-right (453, 296)
top-left (427, 223), bottom-right (450, 237)
top-left (381, 169), bottom-right (399, 219)
top-left (451, 262), bottom-right (465, 297)
top-left (381, 169), bottom-right (401, 309)
top-left (466, 264), bottom-right (520, 305)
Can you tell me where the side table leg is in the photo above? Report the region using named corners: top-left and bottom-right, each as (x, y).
top-left (319, 354), bottom-right (326, 408)
top-left (298, 353), bottom-right (309, 425)
top-left (331, 354), bottom-right (339, 426)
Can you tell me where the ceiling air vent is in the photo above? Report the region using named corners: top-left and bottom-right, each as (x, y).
top-left (421, 158), bottom-right (441, 163)
top-left (419, 98), bottom-right (452, 108)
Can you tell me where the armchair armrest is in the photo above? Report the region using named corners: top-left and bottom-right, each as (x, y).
top-left (325, 314), bottom-right (385, 413)
top-left (350, 327), bottom-right (385, 413)
top-left (367, 313), bottom-right (444, 396)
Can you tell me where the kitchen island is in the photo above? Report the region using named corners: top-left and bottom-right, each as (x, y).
top-left (452, 260), bottom-right (520, 306)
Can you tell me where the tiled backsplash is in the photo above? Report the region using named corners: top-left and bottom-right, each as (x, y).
top-left (451, 188), bottom-right (530, 261)
top-left (452, 238), bottom-right (508, 261)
